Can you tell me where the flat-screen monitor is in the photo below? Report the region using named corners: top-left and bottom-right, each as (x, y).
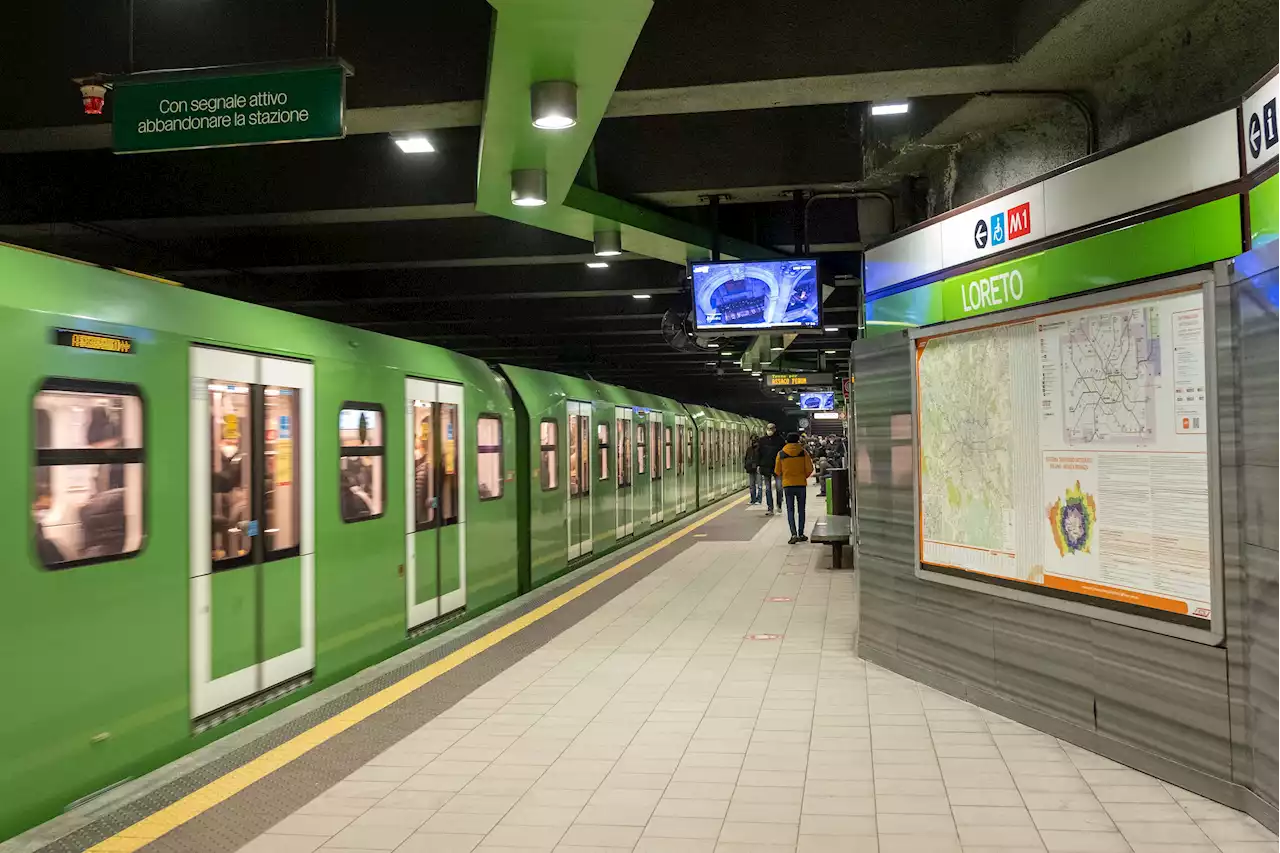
top-left (798, 391), bottom-right (835, 411)
top-left (691, 259), bottom-right (820, 332)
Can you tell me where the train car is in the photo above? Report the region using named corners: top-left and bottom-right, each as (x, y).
top-left (0, 243), bottom-right (519, 839)
top-left (0, 241), bottom-right (760, 841)
top-left (688, 403), bottom-right (758, 506)
top-left (500, 365), bottom-right (702, 589)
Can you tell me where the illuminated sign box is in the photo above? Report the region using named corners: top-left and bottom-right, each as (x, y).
top-left (112, 61), bottom-right (348, 154)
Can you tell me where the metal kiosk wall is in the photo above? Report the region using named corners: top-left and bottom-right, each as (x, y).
top-left (855, 75), bottom-right (1278, 831)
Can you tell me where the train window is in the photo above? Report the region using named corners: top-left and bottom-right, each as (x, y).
top-left (477, 415), bottom-right (503, 500)
top-left (263, 386), bottom-right (301, 554)
top-left (34, 380), bottom-right (145, 569)
top-left (651, 422), bottom-right (661, 480)
top-left (339, 404), bottom-right (385, 523)
top-left (413, 401), bottom-right (437, 527)
top-left (597, 422), bottom-right (609, 481)
top-left (616, 418), bottom-right (632, 488)
top-left (664, 426), bottom-right (672, 470)
top-left (685, 429), bottom-right (692, 472)
top-left (568, 414), bottom-right (581, 497)
top-left (539, 419), bottom-right (558, 490)
top-left (439, 402), bottom-right (460, 525)
top-left (211, 381), bottom-right (253, 563)
top-left (412, 400), bottom-right (461, 527)
top-left (637, 417), bottom-right (647, 475)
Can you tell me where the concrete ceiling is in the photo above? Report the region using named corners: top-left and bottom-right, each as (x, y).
top-left (0, 0), bottom-right (1231, 416)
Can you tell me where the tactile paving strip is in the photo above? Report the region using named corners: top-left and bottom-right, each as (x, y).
top-left (34, 497), bottom-right (764, 853)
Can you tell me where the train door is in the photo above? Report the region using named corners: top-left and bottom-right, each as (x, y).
top-left (635, 411), bottom-right (650, 530)
top-left (405, 378), bottom-right (466, 631)
top-left (682, 418), bottom-right (695, 511)
top-left (190, 347), bottom-right (314, 719)
top-left (615, 407), bottom-right (634, 537)
top-left (650, 415), bottom-right (664, 524)
top-left (566, 400), bottom-right (593, 559)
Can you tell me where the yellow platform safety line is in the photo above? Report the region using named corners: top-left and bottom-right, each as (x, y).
top-left (87, 495), bottom-right (749, 853)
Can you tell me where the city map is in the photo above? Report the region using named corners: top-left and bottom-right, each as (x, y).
top-left (917, 327), bottom-right (1015, 552)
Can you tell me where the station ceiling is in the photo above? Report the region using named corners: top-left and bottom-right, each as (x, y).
top-left (0, 0), bottom-right (1190, 416)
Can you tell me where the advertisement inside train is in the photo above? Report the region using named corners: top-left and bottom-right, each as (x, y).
top-left (691, 259), bottom-right (820, 331)
top-left (914, 284), bottom-right (1213, 625)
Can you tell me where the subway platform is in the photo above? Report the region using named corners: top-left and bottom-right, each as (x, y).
top-left (6, 489), bottom-right (1275, 853)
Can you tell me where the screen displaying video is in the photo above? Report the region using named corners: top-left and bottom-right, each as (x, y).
top-left (691, 259), bottom-right (820, 332)
top-left (799, 391), bottom-right (835, 411)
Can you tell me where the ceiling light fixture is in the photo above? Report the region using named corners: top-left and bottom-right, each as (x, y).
top-left (706, 342), bottom-right (720, 348)
top-left (511, 169), bottom-right (548, 206)
top-left (825, 349), bottom-right (837, 354)
top-left (825, 326), bottom-right (839, 332)
top-left (593, 229), bottom-right (623, 257)
top-left (393, 133), bottom-right (435, 154)
top-left (586, 261), bottom-right (609, 269)
top-left (632, 293), bottom-right (650, 299)
top-left (871, 101), bottom-right (910, 116)
top-left (530, 81), bottom-right (578, 129)
top-left (751, 371), bottom-right (762, 376)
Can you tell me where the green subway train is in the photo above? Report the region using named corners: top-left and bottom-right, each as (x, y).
top-left (0, 241), bottom-right (765, 841)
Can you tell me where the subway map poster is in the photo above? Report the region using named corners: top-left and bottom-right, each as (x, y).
top-left (916, 286), bottom-right (1212, 623)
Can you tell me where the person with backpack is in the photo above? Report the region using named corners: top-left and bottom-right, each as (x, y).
top-left (774, 432), bottom-right (814, 544)
top-left (755, 423), bottom-right (786, 515)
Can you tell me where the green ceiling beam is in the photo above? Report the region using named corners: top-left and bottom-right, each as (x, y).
top-left (477, 0), bottom-right (778, 264)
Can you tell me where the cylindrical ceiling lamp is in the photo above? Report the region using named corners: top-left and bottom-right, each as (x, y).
top-left (511, 169), bottom-right (548, 207)
top-left (530, 81), bottom-right (578, 130)
top-left (593, 229), bottom-right (622, 257)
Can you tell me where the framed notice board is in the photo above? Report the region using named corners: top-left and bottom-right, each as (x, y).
top-left (909, 270), bottom-right (1223, 644)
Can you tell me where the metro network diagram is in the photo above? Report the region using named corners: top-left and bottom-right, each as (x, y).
top-left (1060, 306), bottom-right (1160, 445)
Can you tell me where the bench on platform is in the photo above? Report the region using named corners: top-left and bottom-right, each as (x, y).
top-left (811, 515), bottom-right (852, 569)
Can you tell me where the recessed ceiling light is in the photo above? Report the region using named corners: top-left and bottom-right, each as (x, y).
top-left (586, 262), bottom-right (609, 269)
top-left (632, 294), bottom-right (651, 300)
top-left (706, 362), bottom-right (715, 366)
top-left (751, 371), bottom-right (762, 376)
top-left (706, 343), bottom-right (720, 348)
top-left (825, 326), bottom-right (839, 332)
top-left (871, 102), bottom-right (910, 116)
top-left (825, 349), bottom-right (837, 354)
top-left (394, 134), bottom-right (435, 154)
top-left (771, 346), bottom-right (783, 351)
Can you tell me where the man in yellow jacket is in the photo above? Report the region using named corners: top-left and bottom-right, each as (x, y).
top-left (774, 432), bottom-right (815, 544)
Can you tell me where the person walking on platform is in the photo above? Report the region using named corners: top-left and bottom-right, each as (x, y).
top-left (744, 436), bottom-right (762, 504)
top-left (756, 423), bottom-right (786, 515)
top-left (775, 432), bottom-right (814, 544)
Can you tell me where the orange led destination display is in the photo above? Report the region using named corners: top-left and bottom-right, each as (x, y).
top-left (56, 329), bottom-right (135, 354)
top-left (765, 372), bottom-right (834, 387)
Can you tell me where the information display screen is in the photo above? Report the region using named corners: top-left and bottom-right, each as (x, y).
top-left (799, 391), bottom-right (835, 411)
top-left (915, 285), bottom-right (1212, 625)
top-left (691, 259), bottom-right (820, 331)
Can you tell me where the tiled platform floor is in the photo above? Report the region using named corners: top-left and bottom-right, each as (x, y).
top-left (238, 494), bottom-right (1278, 853)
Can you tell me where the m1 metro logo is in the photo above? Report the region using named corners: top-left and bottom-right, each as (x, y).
top-left (973, 202), bottom-right (1032, 250)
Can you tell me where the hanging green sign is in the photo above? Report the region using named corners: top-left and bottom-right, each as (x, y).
top-left (865, 195), bottom-right (1242, 335)
top-left (112, 62), bottom-right (348, 154)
